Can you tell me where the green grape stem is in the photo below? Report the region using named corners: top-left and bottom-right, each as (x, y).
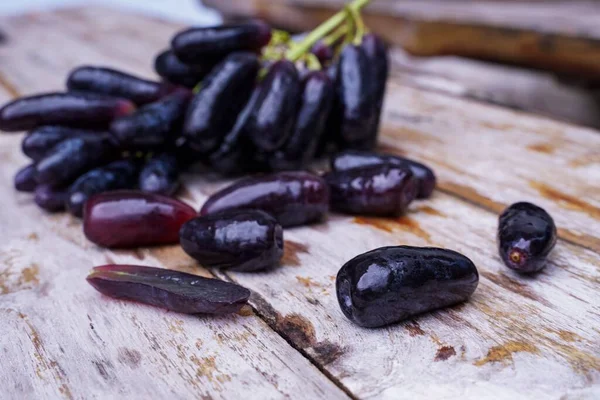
top-left (286, 0), bottom-right (371, 61)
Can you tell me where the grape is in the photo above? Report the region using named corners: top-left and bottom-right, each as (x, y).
top-left (22, 126), bottom-right (108, 162)
top-left (154, 49), bottom-right (215, 89)
top-left (139, 153), bottom-right (180, 196)
top-left (34, 184), bottom-right (68, 212)
top-left (14, 164), bottom-right (38, 192)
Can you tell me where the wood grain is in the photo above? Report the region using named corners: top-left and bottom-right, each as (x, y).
top-left (0, 7), bottom-right (598, 399)
top-left (204, 0), bottom-right (600, 78)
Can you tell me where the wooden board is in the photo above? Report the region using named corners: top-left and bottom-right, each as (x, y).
top-left (204, 0), bottom-right (600, 79)
top-left (0, 7), bottom-right (598, 400)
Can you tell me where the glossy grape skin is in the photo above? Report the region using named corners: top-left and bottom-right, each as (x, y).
top-left (172, 21), bottom-right (271, 63)
top-left (247, 60), bottom-right (301, 152)
top-left (84, 191), bottom-right (196, 248)
top-left (87, 264), bottom-right (250, 315)
top-left (361, 34), bottom-right (389, 147)
top-left (36, 135), bottom-right (117, 187)
top-left (34, 184), bottom-right (67, 212)
top-left (498, 202), bottom-right (557, 273)
top-left (337, 45), bottom-right (375, 146)
top-left (200, 171), bottom-right (329, 227)
top-left (183, 52), bottom-right (259, 153)
top-left (14, 164), bottom-right (37, 192)
top-left (317, 62), bottom-right (342, 156)
top-left (336, 246), bottom-right (479, 328)
top-left (21, 126), bottom-right (107, 162)
top-left (180, 209), bottom-right (283, 272)
top-left (66, 159), bottom-right (140, 217)
top-left (209, 88), bottom-right (260, 175)
top-left (67, 66), bottom-right (174, 105)
top-left (0, 92), bottom-right (135, 132)
top-left (154, 49), bottom-right (214, 88)
top-left (270, 71), bottom-right (333, 171)
top-left (331, 150), bottom-right (437, 199)
top-left (111, 89), bottom-right (191, 150)
top-left (139, 153), bottom-right (180, 196)
top-left (324, 164), bottom-right (417, 216)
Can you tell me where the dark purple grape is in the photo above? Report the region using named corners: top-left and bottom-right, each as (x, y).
top-left (337, 44), bottom-right (376, 146)
top-left (498, 202), bottom-right (557, 273)
top-left (337, 246), bottom-right (479, 328)
top-left (111, 89), bottom-right (191, 150)
top-left (311, 40), bottom-right (334, 65)
top-left (331, 150), bottom-right (436, 199)
top-left (247, 60), bottom-right (301, 152)
top-left (139, 153), bottom-right (180, 196)
top-left (209, 88), bottom-right (260, 175)
top-left (0, 92), bottom-right (135, 132)
top-left (200, 171), bottom-right (329, 227)
top-left (22, 126), bottom-right (107, 162)
top-left (34, 184), bottom-right (68, 212)
top-left (317, 62), bottom-right (341, 156)
top-left (361, 34), bottom-right (389, 147)
top-left (270, 70), bottom-right (333, 170)
top-left (180, 209), bottom-right (283, 272)
top-left (87, 264), bottom-right (250, 314)
top-left (14, 164), bottom-right (37, 192)
top-left (67, 66), bottom-right (174, 105)
top-left (36, 135), bottom-right (117, 187)
top-left (184, 52), bottom-right (259, 153)
top-left (66, 159), bottom-right (140, 217)
top-left (84, 191), bottom-right (196, 248)
top-left (154, 49), bottom-right (214, 88)
top-left (323, 164), bottom-right (417, 216)
top-left (172, 21), bottom-right (271, 63)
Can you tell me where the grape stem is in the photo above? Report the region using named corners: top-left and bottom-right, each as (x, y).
top-left (286, 0), bottom-right (371, 61)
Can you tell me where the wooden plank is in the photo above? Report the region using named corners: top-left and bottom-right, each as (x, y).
top-left (0, 7), bottom-right (598, 399)
top-left (204, 0), bottom-right (600, 78)
top-left (0, 12), bottom-right (349, 400)
top-left (390, 48), bottom-right (600, 129)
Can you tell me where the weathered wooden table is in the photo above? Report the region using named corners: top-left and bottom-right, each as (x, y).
top-left (0, 7), bottom-right (598, 400)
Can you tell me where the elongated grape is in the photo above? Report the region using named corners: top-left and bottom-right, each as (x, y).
top-left (14, 164), bottom-right (37, 192)
top-left (22, 126), bottom-right (107, 162)
top-left (498, 202), bottom-right (557, 273)
top-left (86, 264), bottom-right (250, 314)
top-left (67, 159), bottom-right (140, 217)
top-left (111, 89), bottom-right (191, 150)
top-left (36, 135), bottom-right (117, 187)
top-left (200, 171), bottom-right (329, 227)
top-left (180, 210), bottom-right (283, 272)
top-left (324, 164), bottom-right (417, 216)
top-left (0, 92), bottom-right (135, 132)
top-left (172, 21), bottom-right (271, 63)
top-left (139, 153), bottom-right (180, 196)
top-left (34, 184), bottom-right (68, 212)
top-left (337, 246), bottom-right (479, 328)
top-left (184, 52), bottom-right (259, 153)
top-left (84, 191), bottom-right (196, 248)
top-left (67, 66), bottom-right (174, 105)
top-left (154, 49), bottom-right (214, 88)
top-left (361, 34), bottom-right (389, 147)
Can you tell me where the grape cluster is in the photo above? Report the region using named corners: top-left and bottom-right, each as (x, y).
top-left (0, 4), bottom-right (393, 216)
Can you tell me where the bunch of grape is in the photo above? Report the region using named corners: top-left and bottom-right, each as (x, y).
top-left (0, 0), bottom-right (388, 216)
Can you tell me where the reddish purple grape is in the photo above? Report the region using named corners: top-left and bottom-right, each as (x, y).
top-left (154, 49), bottom-right (214, 88)
top-left (67, 159), bottom-right (140, 217)
top-left (247, 60), bottom-right (301, 152)
top-left (331, 150), bottom-right (436, 199)
top-left (14, 164), bottom-right (37, 192)
top-left (172, 21), bottom-right (272, 63)
top-left (87, 264), bottom-right (250, 314)
top-left (34, 184), bottom-right (68, 212)
top-left (22, 126), bottom-right (107, 162)
top-left (67, 66), bottom-right (174, 105)
top-left (200, 171), bottom-right (329, 227)
top-left (180, 209), bottom-right (283, 272)
top-left (270, 70), bottom-right (333, 170)
top-left (139, 153), bottom-right (180, 196)
top-left (311, 40), bottom-right (334, 65)
top-left (0, 92), bottom-right (135, 132)
top-left (324, 164), bottom-right (417, 216)
top-left (184, 52), bottom-right (259, 153)
top-left (35, 135), bottom-right (117, 187)
top-left (337, 246), bottom-right (479, 328)
top-left (84, 190), bottom-right (196, 248)
top-left (498, 202), bottom-right (557, 273)
top-left (111, 89), bottom-right (191, 150)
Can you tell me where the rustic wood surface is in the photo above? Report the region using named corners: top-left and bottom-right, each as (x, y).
top-left (204, 0), bottom-right (600, 78)
top-left (0, 7), bottom-right (598, 400)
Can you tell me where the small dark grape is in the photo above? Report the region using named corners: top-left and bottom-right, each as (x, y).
top-left (154, 49), bottom-right (215, 89)
top-left (14, 164), bottom-right (38, 192)
top-left (139, 153), bottom-right (180, 196)
top-left (22, 126), bottom-right (106, 162)
top-left (34, 184), bottom-right (68, 212)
